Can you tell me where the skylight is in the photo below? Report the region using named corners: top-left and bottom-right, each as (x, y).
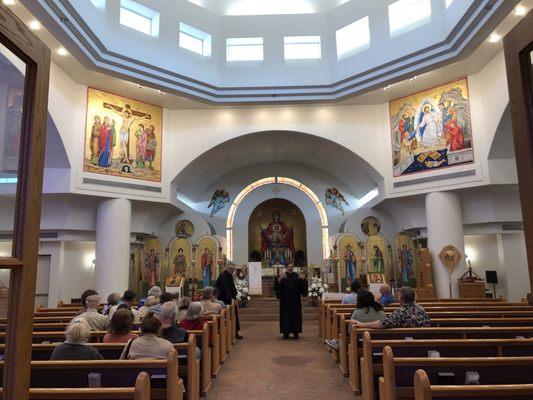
top-left (336, 16), bottom-right (370, 60)
top-left (388, 0), bottom-right (432, 38)
top-left (284, 36), bottom-right (321, 60)
top-left (226, 37), bottom-right (264, 61)
top-left (445, 0), bottom-right (454, 8)
top-left (119, 0), bottom-right (159, 37)
top-left (225, 0), bottom-right (314, 16)
top-left (179, 23), bottom-right (211, 57)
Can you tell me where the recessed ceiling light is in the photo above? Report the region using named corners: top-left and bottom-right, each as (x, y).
top-left (158, 90), bottom-right (166, 95)
top-left (488, 33), bottom-right (500, 43)
top-left (57, 47), bottom-right (69, 56)
top-left (29, 20), bottom-right (41, 30)
top-left (383, 85), bottom-right (391, 91)
top-left (2, 0), bottom-right (15, 5)
top-left (409, 76), bottom-right (417, 82)
top-left (514, 5), bottom-right (527, 16)
top-left (138, 84), bottom-right (144, 89)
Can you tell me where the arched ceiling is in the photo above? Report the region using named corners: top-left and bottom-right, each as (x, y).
top-left (172, 130), bottom-right (381, 202)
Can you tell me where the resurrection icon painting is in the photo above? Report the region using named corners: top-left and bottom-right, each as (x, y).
top-left (84, 88), bottom-right (162, 182)
top-left (390, 78), bottom-right (473, 177)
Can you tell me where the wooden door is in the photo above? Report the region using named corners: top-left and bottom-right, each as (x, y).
top-left (504, 10), bottom-right (533, 298)
top-left (0, 4), bottom-right (51, 400)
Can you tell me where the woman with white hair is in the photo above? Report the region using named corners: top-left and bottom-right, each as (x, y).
top-left (138, 295), bottom-right (159, 320)
top-left (50, 318), bottom-right (103, 360)
top-left (178, 302), bottom-right (206, 331)
top-left (160, 301), bottom-right (187, 343)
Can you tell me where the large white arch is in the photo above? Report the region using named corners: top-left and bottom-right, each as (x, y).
top-left (225, 176), bottom-right (330, 261)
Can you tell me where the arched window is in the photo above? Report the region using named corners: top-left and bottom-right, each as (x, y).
top-left (226, 177), bottom-right (329, 260)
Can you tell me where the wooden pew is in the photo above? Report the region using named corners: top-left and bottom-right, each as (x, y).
top-left (380, 347), bottom-right (533, 400)
top-left (0, 337), bottom-right (198, 400)
top-left (361, 332), bottom-right (533, 400)
top-left (347, 326), bottom-right (533, 394)
top-left (0, 371), bottom-right (151, 399)
top-left (413, 369), bottom-right (533, 400)
top-left (0, 349), bottom-right (183, 400)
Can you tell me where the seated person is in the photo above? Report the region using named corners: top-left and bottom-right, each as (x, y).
top-left (160, 301), bottom-right (202, 360)
top-left (103, 308), bottom-right (138, 343)
top-left (379, 284), bottom-right (395, 306)
top-left (150, 292), bottom-right (175, 316)
top-left (212, 288), bottom-right (226, 309)
top-left (50, 318), bottom-right (103, 360)
top-left (160, 301), bottom-right (187, 343)
top-left (176, 296), bottom-right (191, 322)
top-left (109, 290), bottom-right (140, 322)
top-left (352, 286), bottom-right (430, 329)
top-left (120, 312), bottom-right (173, 360)
top-left (75, 289), bottom-right (98, 316)
top-left (138, 295), bottom-right (159, 319)
top-left (200, 286), bottom-right (222, 316)
top-left (78, 294), bottom-right (109, 331)
top-left (139, 285), bottom-right (162, 307)
top-left (326, 288), bottom-right (385, 350)
top-left (341, 280), bottom-right (361, 305)
top-left (178, 302), bottom-right (206, 331)
top-left (102, 292), bottom-right (120, 316)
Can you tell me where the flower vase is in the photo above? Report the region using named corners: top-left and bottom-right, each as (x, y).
top-left (312, 297), bottom-right (318, 307)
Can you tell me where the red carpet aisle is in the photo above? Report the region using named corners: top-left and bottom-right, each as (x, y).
top-left (206, 320), bottom-right (359, 400)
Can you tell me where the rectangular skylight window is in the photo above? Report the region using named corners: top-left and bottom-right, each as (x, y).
top-left (336, 16), bottom-right (370, 60)
top-left (284, 36), bottom-right (321, 60)
top-left (226, 37), bottom-right (263, 61)
top-left (388, 0), bottom-right (431, 38)
top-left (445, 0), bottom-right (454, 8)
top-left (120, 0), bottom-right (160, 37)
top-left (179, 22), bottom-right (211, 57)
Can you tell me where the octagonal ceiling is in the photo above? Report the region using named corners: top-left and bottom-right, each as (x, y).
top-left (16, 0), bottom-right (525, 103)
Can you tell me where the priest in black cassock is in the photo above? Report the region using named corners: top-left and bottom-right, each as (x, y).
top-left (274, 263), bottom-right (308, 339)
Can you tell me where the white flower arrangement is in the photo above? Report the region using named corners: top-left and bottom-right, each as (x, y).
top-left (309, 275), bottom-right (328, 298)
top-left (235, 277), bottom-right (251, 301)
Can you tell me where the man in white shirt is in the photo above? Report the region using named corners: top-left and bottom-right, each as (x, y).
top-left (78, 295), bottom-right (109, 331)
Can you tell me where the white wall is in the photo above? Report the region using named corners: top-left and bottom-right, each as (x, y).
top-left (59, 241), bottom-right (96, 303)
top-left (464, 232), bottom-right (530, 302)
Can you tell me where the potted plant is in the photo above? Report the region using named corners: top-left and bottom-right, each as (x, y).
top-left (309, 275), bottom-right (328, 306)
top-left (235, 277), bottom-right (251, 307)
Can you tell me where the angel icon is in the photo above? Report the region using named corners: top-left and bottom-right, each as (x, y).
top-left (325, 188), bottom-right (348, 215)
top-left (208, 189), bottom-right (230, 217)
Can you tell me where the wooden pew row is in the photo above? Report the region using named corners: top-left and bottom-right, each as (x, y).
top-left (0, 329), bottom-right (205, 398)
top-left (328, 308), bottom-right (533, 355)
top-left (325, 305), bottom-right (533, 342)
top-left (0, 349), bottom-right (183, 400)
top-left (319, 301), bottom-right (528, 340)
top-left (0, 336), bottom-right (197, 400)
top-left (334, 314), bottom-right (533, 374)
top-left (361, 332), bottom-right (533, 400)
top-left (380, 347), bottom-right (533, 400)
top-left (0, 371), bottom-right (151, 400)
top-left (347, 326), bottom-right (533, 394)
top-left (413, 369), bottom-right (533, 400)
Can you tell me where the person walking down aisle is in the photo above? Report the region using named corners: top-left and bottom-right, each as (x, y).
top-left (274, 263), bottom-right (308, 339)
top-left (215, 263), bottom-right (243, 339)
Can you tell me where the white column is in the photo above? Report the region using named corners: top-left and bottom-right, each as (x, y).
top-left (95, 198), bottom-right (131, 297)
top-left (425, 191), bottom-right (465, 298)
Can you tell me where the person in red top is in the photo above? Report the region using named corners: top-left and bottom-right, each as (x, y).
top-left (103, 309), bottom-right (138, 343)
top-left (178, 302), bottom-right (211, 346)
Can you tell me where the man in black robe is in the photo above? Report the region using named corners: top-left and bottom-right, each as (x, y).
top-left (275, 263), bottom-right (308, 339)
top-left (215, 263), bottom-right (243, 339)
